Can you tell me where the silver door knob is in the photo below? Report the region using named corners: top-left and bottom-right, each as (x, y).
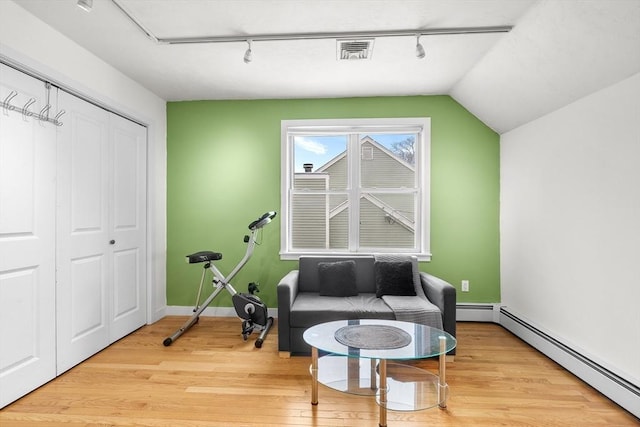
top-left (109, 240), bottom-right (116, 245)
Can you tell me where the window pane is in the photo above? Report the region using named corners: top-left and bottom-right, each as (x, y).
top-left (290, 192), bottom-right (349, 250)
top-left (359, 193), bottom-right (416, 248)
top-left (290, 193), bottom-right (327, 249)
top-left (328, 194), bottom-right (349, 249)
top-left (360, 134), bottom-right (416, 189)
top-left (294, 135), bottom-right (348, 190)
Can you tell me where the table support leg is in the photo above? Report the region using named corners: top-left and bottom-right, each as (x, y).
top-left (370, 358), bottom-right (377, 391)
top-left (311, 346), bottom-right (318, 405)
top-left (379, 359), bottom-right (387, 427)
top-left (438, 336), bottom-right (448, 409)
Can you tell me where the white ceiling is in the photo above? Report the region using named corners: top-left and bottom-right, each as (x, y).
top-left (13, 0), bottom-right (640, 133)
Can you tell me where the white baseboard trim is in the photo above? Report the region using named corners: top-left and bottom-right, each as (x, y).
top-left (165, 305), bottom-right (278, 318)
top-left (169, 304), bottom-right (497, 322)
top-left (456, 303), bottom-right (501, 322)
top-left (499, 307), bottom-right (639, 419)
top-left (149, 306), bottom-right (166, 324)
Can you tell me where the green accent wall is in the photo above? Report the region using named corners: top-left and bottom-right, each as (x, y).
top-left (167, 96), bottom-right (500, 308)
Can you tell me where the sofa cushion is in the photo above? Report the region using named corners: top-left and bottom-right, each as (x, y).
top-left (374, 254), bottom-right (426, 298)
top-left (375, 260), bottom-right (417, 297)
top-left (299, 256), bottom-right (376, 293)
top-left (290, 293), bottom-right (394, 327)
top-left (318, 260), bottom-right (358, 297)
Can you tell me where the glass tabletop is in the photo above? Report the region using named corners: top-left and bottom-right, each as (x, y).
top-left (303, 319), bottom-right (456, 360)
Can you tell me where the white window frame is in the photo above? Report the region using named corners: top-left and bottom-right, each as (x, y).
top-left (280, 117), bottom-right (431, 260)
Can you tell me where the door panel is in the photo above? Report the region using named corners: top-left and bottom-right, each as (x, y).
top-left (71, 118), bottom-right (105, 231)
top-left (56, 90), bottom-right (110, 374)
top-left (113, 248), bottom-right (139, 318)
top-left (70, 255), bottom-right (106, 337)
top-left (109, 114), bottom-right (146, 342)
top-left (0, 64), bottom-right (56, 407)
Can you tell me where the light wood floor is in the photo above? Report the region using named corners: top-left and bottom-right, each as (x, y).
top-left (1, 317), bottom-right (636, 426)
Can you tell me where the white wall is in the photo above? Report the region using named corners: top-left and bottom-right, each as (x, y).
top-left (501, 72), bottom-right (640, 385)
top-left (0, 1), bottom-right (167, 322)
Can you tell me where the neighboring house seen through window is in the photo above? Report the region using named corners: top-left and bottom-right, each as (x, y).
top-left (280, 118), bottom-right (431, 260)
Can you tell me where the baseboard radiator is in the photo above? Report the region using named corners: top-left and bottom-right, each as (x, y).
top-left (499, 307), bottom-right (640, 419)
top-left (455, 303), bottom-right (498, 322)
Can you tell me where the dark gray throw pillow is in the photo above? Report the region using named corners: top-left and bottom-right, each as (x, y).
top-left (375, 260), bottom-right (417, 297)
top-left (318, 260), bottom-right (358, 297)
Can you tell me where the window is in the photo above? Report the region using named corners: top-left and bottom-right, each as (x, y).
top-left (280, 118), bottom-right (431, 260)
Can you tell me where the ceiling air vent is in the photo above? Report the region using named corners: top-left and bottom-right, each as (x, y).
top-left (337, 39), bottom-right (374, 60)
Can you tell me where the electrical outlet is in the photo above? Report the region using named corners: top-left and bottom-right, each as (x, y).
top-left (461, 280), bottom-right (469, 292)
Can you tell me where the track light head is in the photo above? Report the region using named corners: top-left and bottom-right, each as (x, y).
top-left (244, 40), bottom-right (253, 64)
top-left (77, 0), bottom-right (93, 12)
top-left (415, 35), bottom-right (426, 59)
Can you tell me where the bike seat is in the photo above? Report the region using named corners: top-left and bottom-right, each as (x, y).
top-left (186, 251), bottom-right (222, 264)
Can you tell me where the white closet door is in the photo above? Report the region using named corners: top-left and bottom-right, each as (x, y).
top-left (56, 91), bottom-right (110, 374)
top-left (0, 64), bottom-right (56, 407)
top-left (108, 114), bottom-right (146, 343)
top-left (56, 91), bottom-right (147, 373)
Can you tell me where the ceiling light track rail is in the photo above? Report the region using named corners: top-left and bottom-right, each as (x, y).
top-left (111, 0), bottom-right (159, 43)
top-left (110, 0), bottom-right (511, 46)
top-left (158, 26), bottom-right (513, 45)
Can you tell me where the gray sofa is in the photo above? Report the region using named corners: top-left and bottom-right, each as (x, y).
top-left (277, 255), bottom-right (456, 356)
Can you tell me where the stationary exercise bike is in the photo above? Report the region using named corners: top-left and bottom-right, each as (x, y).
top-left (163, 211), bottom-right (277, 348)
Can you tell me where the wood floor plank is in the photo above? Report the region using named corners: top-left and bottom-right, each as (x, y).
top-left (0, 317), bottom-right (636, 426)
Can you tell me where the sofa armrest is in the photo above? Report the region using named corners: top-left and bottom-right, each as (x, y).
top-left (276, 270), bottom-right (300, 353)
top-left (420, 272), bottom-right (456, 341)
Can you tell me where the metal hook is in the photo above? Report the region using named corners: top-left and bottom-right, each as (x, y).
top-left (38, 104), bottom-right (51, 121)
top-left (2, 90), bottom-right (18, 113)
top-left (22, 98), bottom-right (36, 119)
top-left (54, 109), bottom-right (66, 126)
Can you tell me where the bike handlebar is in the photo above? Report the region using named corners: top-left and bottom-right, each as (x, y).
top-left (248, 211), bottom-right (277, 230)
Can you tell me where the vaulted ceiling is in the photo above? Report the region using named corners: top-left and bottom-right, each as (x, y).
top-left (13, 0), bottom-right (640, 133)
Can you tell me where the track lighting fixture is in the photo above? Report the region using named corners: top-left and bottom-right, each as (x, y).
top-left (243, 40), bottom-right (253, 64)
top-left (77, 0), bottom-right (93, 12)
top-left (109, 1), bottom-right (513, 61)
top-left (415, 35), bottom-right (426, 59)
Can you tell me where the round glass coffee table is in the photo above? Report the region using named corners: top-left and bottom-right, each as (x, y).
top-left (303, 319), bottom-right (457, 427)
